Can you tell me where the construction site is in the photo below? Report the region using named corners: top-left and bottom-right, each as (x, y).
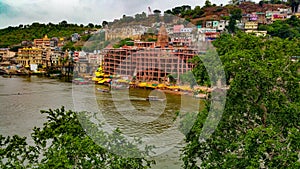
top-left (102, 24), bottom-right (202, 84)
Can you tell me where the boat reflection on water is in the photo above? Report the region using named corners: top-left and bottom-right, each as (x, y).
top-left (72, 77), bottom-right (90, 85)
top-left (96, 88), bottom-right (110, 93)
top-left (146, 96), bottom-right (166, 101)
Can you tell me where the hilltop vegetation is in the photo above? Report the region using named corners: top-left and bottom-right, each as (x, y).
top-left (0, 21), bottom-right (101, 48)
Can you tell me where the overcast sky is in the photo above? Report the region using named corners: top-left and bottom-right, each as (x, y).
top-left (0, 0), bottom-right (259, 28)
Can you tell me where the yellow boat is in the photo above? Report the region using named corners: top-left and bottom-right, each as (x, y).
top-left (138, 82), bottom-right (147, 87)
top-left (157, 84), bottom-right (166, 88)
top-left (92, 77), bottom-right (102, 81)
top-left (98, 78), bottom-right (111, 84)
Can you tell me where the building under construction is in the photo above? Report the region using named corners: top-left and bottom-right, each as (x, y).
top-left (102, 24), bottom-right (200, 83)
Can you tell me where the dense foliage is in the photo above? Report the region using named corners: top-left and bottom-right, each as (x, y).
top-left (259, 15), bottom-right (300, 39)
top-left (0, 107), bottom-right (155, 168)
top-left (182, 32), bottom-right (300, 168)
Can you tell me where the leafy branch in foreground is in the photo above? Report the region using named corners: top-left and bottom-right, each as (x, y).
top-left (1, 107), bottom-right (155, 169)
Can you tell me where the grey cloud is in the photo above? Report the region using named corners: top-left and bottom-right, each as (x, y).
top-left (0, 0), bottom-right (260, 28)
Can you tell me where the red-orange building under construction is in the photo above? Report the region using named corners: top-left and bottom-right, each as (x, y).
top-left (102, 25), bottom-right (199, 82)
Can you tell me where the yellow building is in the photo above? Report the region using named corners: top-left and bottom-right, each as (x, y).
top-left (34, 35), bottom-right (50, 48)
top-left (244, 22), bottom-right (258, 30)
top-left (16, 47), bottom-right (44, 67)
top-left (245, 30), bottom-right (267, 37)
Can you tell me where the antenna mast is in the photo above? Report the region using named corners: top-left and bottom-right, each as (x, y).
top-left (148, 6), bottom-right (153, 15)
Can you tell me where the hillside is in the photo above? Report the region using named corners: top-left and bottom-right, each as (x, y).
top-left (0, 21), bottom-right (98, 48)
top-left (0, 1), bottom-right (294, 49)
top-left (189, 2), bottom-right (289, 25)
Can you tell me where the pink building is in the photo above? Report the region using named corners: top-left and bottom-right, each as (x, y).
top-left (173, 25), bottom-right (184, 33)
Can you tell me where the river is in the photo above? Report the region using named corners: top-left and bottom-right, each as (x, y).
top-left (0, 76), bottom-right (203, 168)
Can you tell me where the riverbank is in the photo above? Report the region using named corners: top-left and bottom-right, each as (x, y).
top-left (0, 65), bottom-right (74, 82)
top-left (1, 68), bottom-right (216, 99)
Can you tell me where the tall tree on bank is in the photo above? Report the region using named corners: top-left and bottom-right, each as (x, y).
top-left (182, 33), bottom-right (300, 168)
top-left (288, 0), bottom-right (300, 13)
top-left (228, 8), bottom-right (242, 33)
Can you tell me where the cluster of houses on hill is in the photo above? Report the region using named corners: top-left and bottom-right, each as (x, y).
top-left (105, 3), bottom-right (298, 41)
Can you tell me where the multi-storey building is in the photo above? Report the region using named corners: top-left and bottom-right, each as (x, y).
top-left (0, 48), bottom-right (15, 61)
top-left (34, 35), bottom-right (50, 48)
top-left (217, 20), bottom-right (228, 31)
top-left (203, 20), bottom-right (227, 31)
top-left (173, 25), bottom-right (184, 33)
top-left (256, 12), bottom-right (267, 24)
top-left (0, 48), bottom-right (9, 59)
top-left (102, 46), bottom-right (197, 82)
top-left (71, 33), bottom-right (80, 42)
top-left (171, 37), bottom-right (192, 47)
top-left (245, 30), bottom-right (267, 36)
top-left (244, 21), bottom-right (258, 30)
top-left (50, 51), bottom-right (64, 66)
top-left (103, 47), bottom-right (138, 77)
top-left (15, 48), bottom-right (43, 67)
top-left (133, 47), bottom-right (197, 82)
top-left (74, 51), bottom-right (102, 76)
top-left (134, 41), bottom-right (155, 48)
top-left (272, 13), bottom-right (287, 21)
top-left (205, 21), bottom-right (213, 28)
top-left (102, 25), bottom-right (199, 83)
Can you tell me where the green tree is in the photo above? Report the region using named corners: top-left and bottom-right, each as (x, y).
top-left (59, 20), bottom-right (68, 26)
top-left (88, 23), bottom-right (95, 28)
top-left (164, 9), bottom-right (173, 15)
top-left (288, 0), bottom-right (300, 13)
top-left (153, 9), bottom-right (161, 15)
top-left (182, 33), bottom-right (300, 168)
top-left (0, 107), bottom-right (155, 168)
top-left (259, 15), bottom-right (300, 39)
top-left (102, 21), bottom-right (108, 28)
top-left (204, 0), bottom-right (212, 8)
top-left (228, 8), bottom-right (242, 33)
top-left (113, 38), bottom-right (134, 48)
top-left (62, 41), bottom-right (76, 51)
